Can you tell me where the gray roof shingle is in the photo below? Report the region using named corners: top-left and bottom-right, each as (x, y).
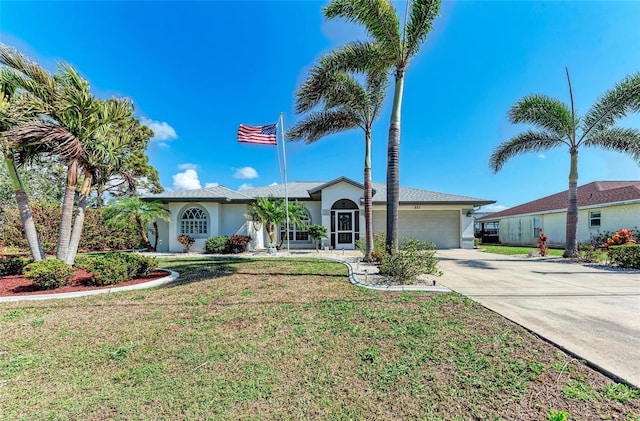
top-left (143, 177), bottom-right (494, 205)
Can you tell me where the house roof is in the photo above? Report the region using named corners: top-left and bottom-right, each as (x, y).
top-left (144, 177), bottom-right (494, 206)
top-left (144, 185), bottom-right (253, 202)
top-left (478, 181), bottom-right (640, 221)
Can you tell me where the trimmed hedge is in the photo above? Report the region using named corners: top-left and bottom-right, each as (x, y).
top-left (74, 252), bottom-right (158, 286)
top-left (205, 235), bottom-right (251, 254)
top-left (24, 259), bottom-right (75, 290)
top-left (608, 244), bottom-right (640, 269)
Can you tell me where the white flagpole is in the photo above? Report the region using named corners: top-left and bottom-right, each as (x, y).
top-left (279, 112), bottom-right (290, 253)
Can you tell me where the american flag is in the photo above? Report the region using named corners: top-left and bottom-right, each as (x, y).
top-left (237, 123), bottom-right (277, 145)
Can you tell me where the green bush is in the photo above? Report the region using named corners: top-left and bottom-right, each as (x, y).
top-left (577, 244), bottom-right (605, 263)
top-left (356, 232), bottom-right (387, 262)
top-left (76, 252), bottom-right (158, 286)
top-left (24, 259), bottom-right (75, 290)
top-left (0, 255), bottom-right (31, 276)
top-left (380, 238), bottom-right (442, 284)
top-left (205, 236), bottom-right (229, 254)
top-left (608, 244), bottom-right (640, 269)
top-left (228, 235), bottom-right (251, 253)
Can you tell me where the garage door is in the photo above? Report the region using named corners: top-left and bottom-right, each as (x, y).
top-left (373, 210), bottom-right (460, 249)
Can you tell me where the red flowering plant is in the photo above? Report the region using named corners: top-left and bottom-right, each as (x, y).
top-left (537, 228), bottom-right (548, 257)
top-left (602, 228), bottom-right (636, 249)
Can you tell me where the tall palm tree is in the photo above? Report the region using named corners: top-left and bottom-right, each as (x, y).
top-left (0, 79), bottom-right (45, 260)
top-left (287, 57), bottom-right (386, 261)
top-left (103, 196), bottom-right (170, 251)
top-left (324, 0), bottom-right (441, 252)
top-left (490, 69), bottom-right (640, 257)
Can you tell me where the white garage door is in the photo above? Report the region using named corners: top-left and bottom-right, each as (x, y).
top-left (373, 210), bottom-right (460, 249)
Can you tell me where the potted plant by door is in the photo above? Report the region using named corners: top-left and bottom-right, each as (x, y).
top-left (177, 234), bottom-right (195, 253)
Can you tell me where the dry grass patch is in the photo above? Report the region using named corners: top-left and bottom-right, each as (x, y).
top-left (1, 257), bottom-right (638, 420)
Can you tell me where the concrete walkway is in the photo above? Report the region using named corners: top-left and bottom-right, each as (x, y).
top-left (435, 248), bottom-right (640, 387)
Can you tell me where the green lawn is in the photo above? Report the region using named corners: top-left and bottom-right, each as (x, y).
top-left (1, 257), bottom-right (637, 420)
top-left (480, 244), bottom-right (565, 257)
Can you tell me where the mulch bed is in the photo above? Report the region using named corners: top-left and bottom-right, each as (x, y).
top-left (0, 269), bottom-right (170, 297)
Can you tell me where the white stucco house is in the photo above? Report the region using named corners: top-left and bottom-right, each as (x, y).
top-left (477, 181), bottom-right (640, 247)
top-left (143, 176), bottom-right (494, 253)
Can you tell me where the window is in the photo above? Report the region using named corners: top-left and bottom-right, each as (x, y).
top-left (533, 217), bottom-right (542, 238)
top-left (280, 210), bottom-right (311, 241)
top-left (589, 211), bottom-right (601, 228)
top-left (180, 207), bottom-right (208, 235)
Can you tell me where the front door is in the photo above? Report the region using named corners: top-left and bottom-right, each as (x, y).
top-left (336, 211), bottom-right (354, 248)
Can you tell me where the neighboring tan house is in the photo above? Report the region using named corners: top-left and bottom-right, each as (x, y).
top-left (477, 181), bottom-right (640, 247)
top-left (143, 176), bottom-right (494, 253)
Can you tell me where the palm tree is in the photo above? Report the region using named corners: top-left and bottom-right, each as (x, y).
top-left (247, 196), bottom-right (308, 248)
top-left (0, 79), bottom-right (45, 260)
top-left (324, 0), bottom-right (441, 252)
top-left (103, 196), bottom-right (170, 251)
top-left (490, 68), bottom-right (640, 257)
top-left (287, 57), bottom-right (386, 261)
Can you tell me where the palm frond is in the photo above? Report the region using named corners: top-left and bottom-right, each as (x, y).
top-left (489, 130), bottom-right (565, 173)
top-left (404, 0), bottom-right (441, 62)
top-left (582, 71), bottom-right (640, 139)
top-left (325, 0), bottom-right (400, 57)
top-left (4, 120), bottom-right (83, 161)
top-left (583, 127), bottom-right (640, 161)
top-left (365, 70), bottom-right (388, 120)
top-left (286, 109), bottom-right (358, 143)
top-left (508, 94), bottom-right (574, 139)
top-left (318, 41), bottom-right (389, 75)
top-left (0, 44), bottom-right (56, 103)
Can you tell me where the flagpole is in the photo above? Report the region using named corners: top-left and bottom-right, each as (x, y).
top-left (279, 112), bottom-right (290, 253)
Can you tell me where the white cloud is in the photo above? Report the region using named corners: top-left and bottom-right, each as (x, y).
top-left (238, 183), bottom-right (253, 191)
top-left (142, 118), bottom-right (178, 144)
top-left (233, 166), bottom-right (259, 179)
top-left (538, 154), bottom-right (546, 159)
top-left (269, 182), bottom-right (278, 186)
top-left (482, 204), bottom-right (508, 213)
top-left (172, 169), bottom-right (201, 191)
top-left (205, 182), bottom-right (219, 188)
top-left (178, 163), bottom-right (198, 170)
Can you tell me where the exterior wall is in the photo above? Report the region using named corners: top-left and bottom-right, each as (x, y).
top-left (220, 204), bottom-right (250, 236)
top-left (492, 202), bottom-right (640, 247)
top-left (166, 202), bottom-right (220, 252)
top-left (320, 183), bottom-right (365, 250)
top-left (152, 219), bottom-right (170, 252)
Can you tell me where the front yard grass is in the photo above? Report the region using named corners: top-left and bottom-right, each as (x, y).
top-left (480, 244), bottom-right (565, 257)
top-left (1, 257), bottom-right (638, 420)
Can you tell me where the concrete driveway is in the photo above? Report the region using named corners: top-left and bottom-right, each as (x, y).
top-left (436, 249), bottom-right (640, 387)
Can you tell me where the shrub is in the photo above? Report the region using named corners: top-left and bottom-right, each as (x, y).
top-left (577, 244), bottom-right (605, 263)
top-left (76, 252), bottom-right (158, 286)
top-left (356, 232), bottom-right (387, 261)
top-left (205, 236), bottom-right (229, 254)
top-left (537, 228), bottom-right (548, 256)
top-left (380, 238), bottom-right (442, 284)
top-left (177, 235), bottom-right (195, 252)
top-left (24, 259), bottom-right (75, 290)
top-left (308, 224), bottom-right (328, 251)
top-left (228, 235), bottom-right (251, 253)
top-left (608, 244), bottom-right (640, 269)
top-left (0, 255), bottom-right (31, 276)
top-left (602, 228), bottom-right (636, 249)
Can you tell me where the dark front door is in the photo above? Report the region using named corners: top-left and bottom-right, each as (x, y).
top-left (336, 211), bottom-right (353, 247)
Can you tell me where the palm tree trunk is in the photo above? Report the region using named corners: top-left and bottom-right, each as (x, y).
top-left (564, 150), bottom-right (579, 257)
top-left (386, 69), bottom-right (405, 254)
top-left (5, 157), bottom-right (45, 261)
top-left (56, 160), bottom-right (78, 261)
top-left (65, 173), bottom-right (92, 265)
top-left (136, 215), bottom-right (152, 249)
top-left (152, 221), bottom-right (159, 252)
top-left (363, 128), bottom-right (374, 262)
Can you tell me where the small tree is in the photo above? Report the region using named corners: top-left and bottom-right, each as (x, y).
top-left (308, 224), bottom-right (328, 252)
top-left (103, 196), bottom-right (170, 251)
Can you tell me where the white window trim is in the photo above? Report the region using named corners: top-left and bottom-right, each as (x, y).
top-left (589, 210), bottom-right (602, 228)
top-left (180, 206), bottom-right (209, 238)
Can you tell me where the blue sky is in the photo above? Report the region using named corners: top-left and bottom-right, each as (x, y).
top-left (2, 1), bottom-right (640, 212)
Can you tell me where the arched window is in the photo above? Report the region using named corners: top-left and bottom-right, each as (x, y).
top-left (280, 209), bottom-right (311, 242)
top-left (180, 207), bottom-right (208, 235)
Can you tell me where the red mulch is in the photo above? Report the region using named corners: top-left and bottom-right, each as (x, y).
top-left (0, 269), bottom-right (171, 297)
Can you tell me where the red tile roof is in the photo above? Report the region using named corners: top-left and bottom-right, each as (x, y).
top-left (479, 181), bottom-right (640, 220)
